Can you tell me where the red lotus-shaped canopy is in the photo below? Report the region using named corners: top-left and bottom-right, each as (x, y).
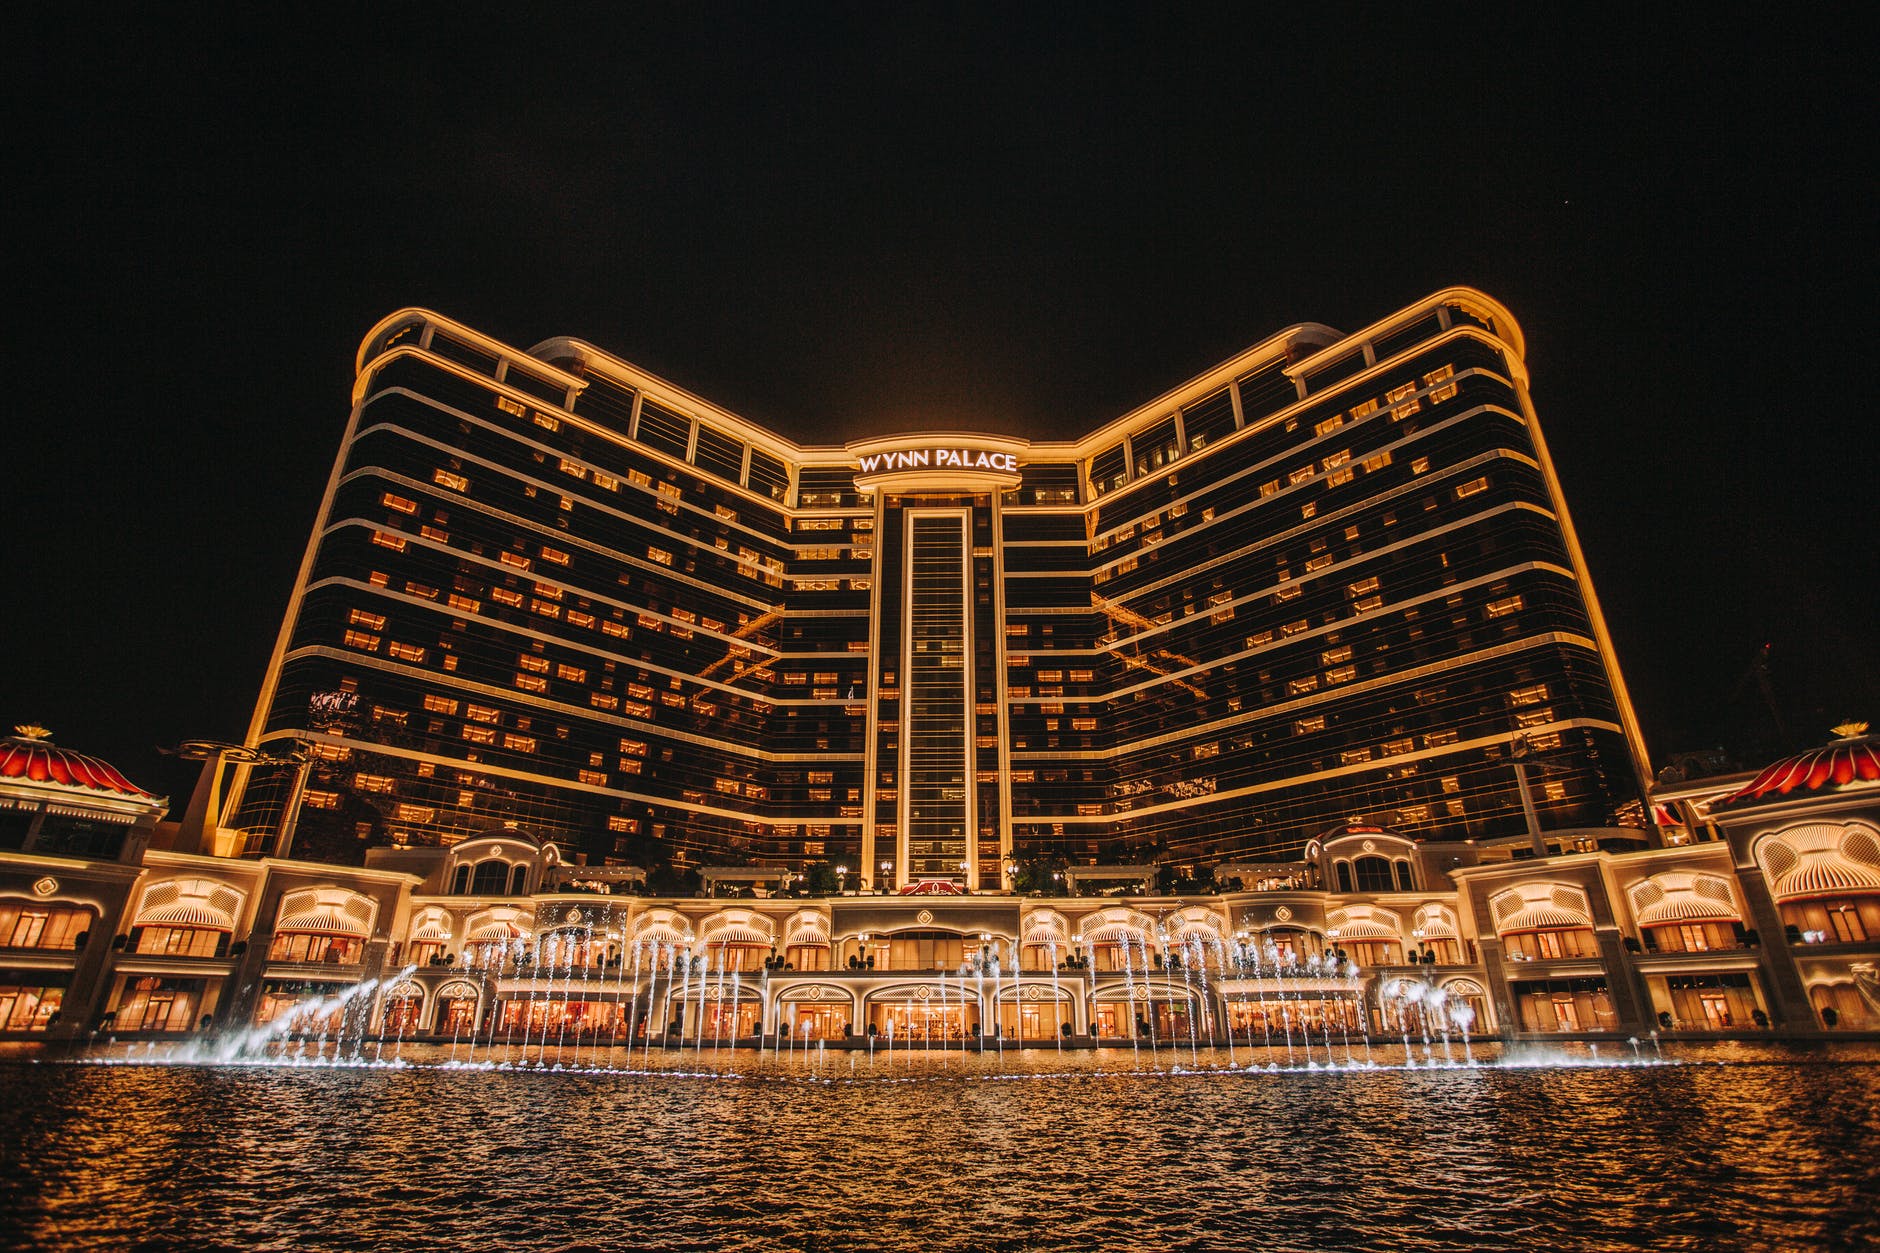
top-left (1721, 730), bottom-right (1880, 807)
top-left (0, 726), bottom-right (159, 799)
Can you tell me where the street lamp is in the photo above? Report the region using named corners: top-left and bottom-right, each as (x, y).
top-left (836, 864), bottom-right (848, 894)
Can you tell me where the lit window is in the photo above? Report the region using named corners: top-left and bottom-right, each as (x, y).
top-left (466, 704), bottom-right (500, 723)
top-left (560, 458), bottom-right (587, 479)
top-left (1352, 595), bottom-right (1383, 613)
top-left (1457, 477), bottom-right (1490, 499)
top-left (1362, 450), bottom-right (1393, 473)
top-left (648, 547), bottom-right (673, 566)
top-left (463, 725), bottom-right (499, 745)
top-left (1341, 748), bottom-right (1373, 765)
top-left (489, 587), bottom-right (523, 606)
top-left (380, 492), bottom-right (418, 514)
top-left (1426, 729), bottom-right (1458, 747)
top-left (557, 664), bottom-right (586, 682)
top-left (533, 412), bottom-right (560, 432)
top-left (349, 608), bottom-right (386, 630)
top-left (1486, 594), bottom-right (1524, 618)
top-left (1350, 398), bottom-right (1379, 421)
top-left (1314, 414), bottom-right (1345, 437)
top-left (387, 641), bottom-right (426, 662)
top-left (600, 619), bottom-right (629, 638)
top-left (1294, 716), bottom-right (1326, 734)
top-left (590, 693), bottom-right (619, 710)
top-left (503, 734), bottom-right (537, 753)
top-left (1322, 645), bottom-right (1353, 664)
top-left (1386, 382), bottom-right (1421, 419)
top-left (496, 396), bottom-right (526, 417)
top-left (627, 470), bottom-right (652, 489)
top-left (540, 546), bottom-right (570, 566)
top-left (592, 471), bottom-right (619, 491)
top-left (395, 803), bottom-right (435, 823)
top-left (434, 470), bottom-right (469, 491)
top-left (371, 531), bottom-right (407, 552)
top-left (1347, 577), bottom-right (1380, 597)
top-left (405, 581), bottom-right (439, 600)
top-left (518, 654), bottom-right (550, 673)
top-left (353, 773), bottom-right (395, 793)
top-left (516, 674), bottom-right (548, 693)
top-left (1325, 665), bottom-right (1356, 684)
top-left (1423, 365), bottom-right (1458, 403)
top-left (424, 695), bottom-right (458, 714)
top-left (1287, 675), bottom-right (1320, 696)
top-left (1509, 684), bottom-right (1549, 707)
top-left (343, 629), bottom-right (380, 651)
top-left (1288, 465), bottom-right (1316, 486)
top-left (500, 552), bottom-right (531, 570)
top-left (567, 610), bottom-right (595, 628)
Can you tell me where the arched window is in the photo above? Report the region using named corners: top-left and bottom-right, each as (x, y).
top-left (1335, 861), bottom-right (1354, 893)
top-left (1353, 856), bottom-right (1395, 893)
top-left (1394, 860), bottom-right (1416, 892)
top-left (1, 901), bottom-right (97, 951)
top-left (451, 865), bottom-right (471, 895)
top-left (471, 860), bottom-right (508, 895)
top-left (508, 863), bottom-right (529, 895)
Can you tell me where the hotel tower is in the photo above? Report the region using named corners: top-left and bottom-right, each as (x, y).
top-left (227, 288), bottom-right (1651, 886)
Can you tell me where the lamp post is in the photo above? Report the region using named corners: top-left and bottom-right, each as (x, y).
top-left (836, 864), bottom-right (848, 895)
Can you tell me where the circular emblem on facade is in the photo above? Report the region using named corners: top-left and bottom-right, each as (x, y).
top-left (31, 876), bottom-right (58, 898)
top-left (564, 907), bottom-right (583, 924)
top-left (914, 985), bottom-right (932, 1001)
top-left (1361, 839), bottom-right (1378, 853)
top-left (1273, 905), bottom-right (1294, 922)
top-left (806, 986), bottom-right (823, 1001)
top-left (916, 909), bottom-right (934, 925)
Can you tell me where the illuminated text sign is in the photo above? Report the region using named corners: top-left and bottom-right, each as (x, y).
top-left (855, 448), bottom-right (1019, 474)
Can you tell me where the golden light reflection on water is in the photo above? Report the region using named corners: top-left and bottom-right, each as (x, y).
top-left (2, 1043), bottom-right (1877, 1251)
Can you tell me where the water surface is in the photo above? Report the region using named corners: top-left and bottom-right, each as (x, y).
top-left (3, 1043), bottom-right (1875, 1252)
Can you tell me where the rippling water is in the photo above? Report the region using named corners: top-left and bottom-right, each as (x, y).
top-left (3, 1041), bottom-right (1876, 1252)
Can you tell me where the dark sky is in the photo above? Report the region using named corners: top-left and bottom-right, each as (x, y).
top-left (6, 6), bottom-right (1871, 806)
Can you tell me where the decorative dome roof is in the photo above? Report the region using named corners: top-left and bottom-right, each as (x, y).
top-left (1722, 727), bottom-right (1880, 807)
top-left (0, 725), bottom-right (160, 799)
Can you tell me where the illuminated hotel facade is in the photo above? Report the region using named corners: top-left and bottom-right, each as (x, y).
top-left (225, 287), bottom-right (1652, 888)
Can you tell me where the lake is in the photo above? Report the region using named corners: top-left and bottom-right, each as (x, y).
top-left (3, 1041), bottom-right (1876, 1251)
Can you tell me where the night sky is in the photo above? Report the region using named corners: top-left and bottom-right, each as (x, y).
top-left (7, 7), bottom-right (1871, 807)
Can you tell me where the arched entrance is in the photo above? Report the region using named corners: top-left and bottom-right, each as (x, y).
top-left (866, 984), bottom-right (981, 1041)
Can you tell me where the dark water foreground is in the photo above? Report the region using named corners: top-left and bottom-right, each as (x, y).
top-left (2, 1042), bottom-right (1876, 1252)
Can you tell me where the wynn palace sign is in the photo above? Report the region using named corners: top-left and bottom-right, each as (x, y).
top-left (855, 447), bottom-right (1019, 474)
top-left (847, 433), bottom-right (1029, 491)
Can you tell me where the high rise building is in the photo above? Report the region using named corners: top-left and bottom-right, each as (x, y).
top-left (228, 287), bottom-right (1650, 884)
